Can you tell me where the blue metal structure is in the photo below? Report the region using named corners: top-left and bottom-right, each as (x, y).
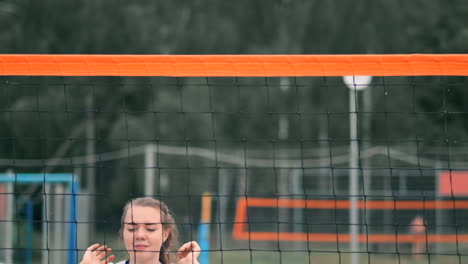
top-left (197, 222), bottom-right (210, 264)
top-left (25, 200), bottom-right (34, 264)
top-left (0, 173), bottom-right (79, 264)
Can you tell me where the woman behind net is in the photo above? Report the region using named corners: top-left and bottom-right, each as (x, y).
top-left (80, 197), bottom-right (201, 264)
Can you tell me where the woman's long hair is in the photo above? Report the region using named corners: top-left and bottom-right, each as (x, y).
top-left (120, 197), bottom-right (179, 264)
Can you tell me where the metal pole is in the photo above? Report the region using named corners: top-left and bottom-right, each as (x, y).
top-left (25, 200), bottom-right (34, 264)
top-left (218, 169), bottom-right (230, 235)
top-left (67, 178), bottom-right (79, 264)
top-left (343, 75), bottom-right (371, 264)
top-left (349, 89), bottom-right (360, 264)
top-left (5, 176), bottom-right (14, 264)
top-left (54, 184), bottom-right (65, 263)
top-left (42, 183), bottom-right (51, 264)
top-left (85, 93), bottom-right (96, 239)
top-left (362, 86), bottom-right (372, 247)
top-left (278, 77), bottom-right (290, 236)
top-left (144, 144), bottom-right (155, 196)
top-left (435, 164), bottom-right (442, 254)
top-left (75, 167), bottom-right (88, 258)
top-left (291, 169), bottom-right (304, 234)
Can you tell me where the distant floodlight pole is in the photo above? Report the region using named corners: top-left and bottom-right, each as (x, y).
top-left (343, 75), bottom-right (372, 264)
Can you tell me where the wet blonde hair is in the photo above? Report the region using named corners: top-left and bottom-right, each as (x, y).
top-left (120, 197), bottom-right (179, 264)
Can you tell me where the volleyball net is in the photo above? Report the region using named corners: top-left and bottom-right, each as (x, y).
top-left (1, 54), bottom-right (468, 264)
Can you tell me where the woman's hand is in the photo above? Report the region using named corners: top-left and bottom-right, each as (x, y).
top-left (80, 244), bottom-right (115, 264)
top-left (177, 241), bottom-right (201, 264)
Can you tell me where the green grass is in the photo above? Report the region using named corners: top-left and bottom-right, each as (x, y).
top-left (19, 230), bottom-right (468, 264)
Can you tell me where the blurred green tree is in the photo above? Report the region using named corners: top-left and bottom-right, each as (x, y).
top-left (1, 0), bottom-right (468, 226)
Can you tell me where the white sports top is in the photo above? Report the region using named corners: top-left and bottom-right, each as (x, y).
top-left (112, 261), bottom-right (173, 264)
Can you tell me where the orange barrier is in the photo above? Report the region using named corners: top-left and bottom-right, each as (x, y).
top-left (237, 197), bottom-right (468, 209)
top-left (232, 197), bottom-right (468, 243)
top-left (233, 231), bottom-right (468, 243)
top-left (1, 54), bottom-right (468, 76)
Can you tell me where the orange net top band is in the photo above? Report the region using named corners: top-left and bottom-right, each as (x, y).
top-left (1, 54), bottom-right (468, 77)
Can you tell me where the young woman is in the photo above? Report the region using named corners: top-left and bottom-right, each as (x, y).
top-left (80, 197), bottom-right (201, 264)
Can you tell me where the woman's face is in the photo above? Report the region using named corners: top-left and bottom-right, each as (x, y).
top-left (123, 206), bottom-right (168, 264)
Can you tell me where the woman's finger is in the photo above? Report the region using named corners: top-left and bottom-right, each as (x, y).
top-left (188, 241), bottom-right (201, 258)
top-left (96, 247), bottom-right (112, 258)
top-left (177, 242), bottom-right (190, 257)
top-left (81, 244), bottom-right (114, 264)
top-left (87, 243), bottom-right (101, 251)
top-left (95, 246), bottom-right (109, 255)
top-left (177, 241), bottom-right (201, 259)
top-left (101, 254), bottom-right (115, 264)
